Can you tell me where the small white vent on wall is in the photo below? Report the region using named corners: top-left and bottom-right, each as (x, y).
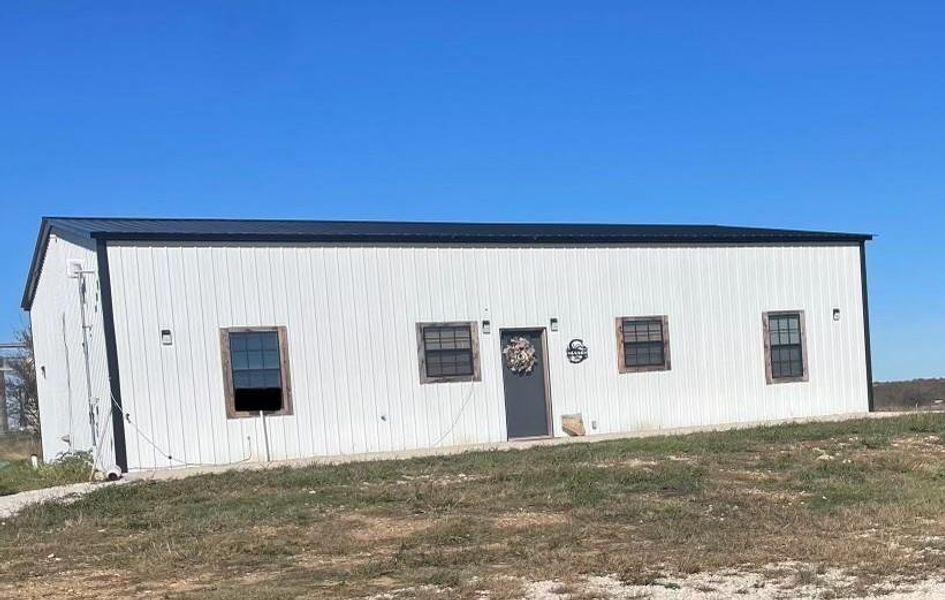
top-left (66, 259), bottom-right (84, 278)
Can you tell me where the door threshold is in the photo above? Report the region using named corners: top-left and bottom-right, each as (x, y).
top-left (508, 435), bottom-right (554, 442)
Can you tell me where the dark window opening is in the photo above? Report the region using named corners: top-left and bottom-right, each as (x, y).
top-left (768, 313), bottom-right (804, 380)
top-left (222, 328), bottom-right (292, 417)
top-left (423, 325), bottom-right (474, 377)
top-left (618, 317), bottom-right (670, 372)
top-left (418, 322), bottom-right (481, 383)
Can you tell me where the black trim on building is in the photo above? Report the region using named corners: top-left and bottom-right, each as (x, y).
top-left (95, 239), bottom-right (128, 472)
top-left (21, 217), bottom-right (875, 310)
top-left (859, 241), bottom-right (875, 412)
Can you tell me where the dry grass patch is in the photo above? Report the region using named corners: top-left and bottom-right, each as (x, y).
top-left (4, 415), bottom-right (945, 598)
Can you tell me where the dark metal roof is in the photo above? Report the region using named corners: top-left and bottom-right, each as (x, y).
top-left (22, 217), bottom-right (873, 309)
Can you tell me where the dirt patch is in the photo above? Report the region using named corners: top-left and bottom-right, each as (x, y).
top-left (343, 514), bottom-right (435, 542)
top-left (592, 458), bottom-right (660, 469)
top-left (493, 511), bottom-right (570, 530)
top-left (0, 569), bottom-right (137, 599)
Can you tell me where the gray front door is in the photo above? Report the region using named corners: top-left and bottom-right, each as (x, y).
top-left (500, 328), bottom-right (551, 439)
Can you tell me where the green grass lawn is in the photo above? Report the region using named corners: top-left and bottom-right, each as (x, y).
top-left (0, 435), bottom-right (91, 496)
top-left (4, 415), bottom-right (945, 598)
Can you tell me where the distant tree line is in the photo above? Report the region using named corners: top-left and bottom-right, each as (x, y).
top-left (873, 378), bottom-right (945, 411)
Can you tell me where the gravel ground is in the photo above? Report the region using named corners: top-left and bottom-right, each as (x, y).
top-left (520, 571), bottom-right (945, 599)
top-left (373, 570), bottom-right (945, 599)
top-left (0, 481), bottom-right (119, 519)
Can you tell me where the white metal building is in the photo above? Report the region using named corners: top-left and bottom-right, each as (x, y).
top-left (22, 218), bottom-right (874, 472)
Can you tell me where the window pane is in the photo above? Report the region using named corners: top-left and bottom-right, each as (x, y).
top-left (769, 312), bottom-right (804, 380)
top-left (620, 318), bottom-right (668, 370)
top-left (623, 319), bottom-right (663, 344)
top-left (421, 324), bottom-right (476, 380)
top-left (263, 350), bottom-right (280, 369)
top-left (228, 330), bottom-right (286, 412)
top-left (424, 326), bottom-right (471, 351)
top-left (232, 351), bottom-right (248, 370)
top-left (625, 341), bottom-right (665, 367)
top-left (247, 350), bottom-right (264, 369)
top-left (426, 348), bottom-right (474, 377)
top-left (246, 334), bottom-right (264, 351)
top-left (249, 371), bottom-right (265, 388)
top-left (264, 370), bottom-right (281, 388)
top-left (233, 371), bottom-right (250, 388)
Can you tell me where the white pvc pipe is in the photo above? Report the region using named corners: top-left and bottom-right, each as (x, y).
top-left (259, 410), bottom-right (271, 462)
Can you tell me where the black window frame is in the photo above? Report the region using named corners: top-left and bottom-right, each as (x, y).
top-left (763, 311), bottom-right (809, 384)
top-left (416, 321), bottom-right (481, 384)
top-left (616, 316), bottom-right (671, 373)
top-left (220, 326), bottom-right (293, 418)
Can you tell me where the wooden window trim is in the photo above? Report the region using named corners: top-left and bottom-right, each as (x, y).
top-left (616, 315), bottom-right (672, 374)
top-left (763, 310), bottom-right (809, 384)
top-left (220, 326), bottom-right (294, 418)
top-left (416, 321), bottom-right (481, 384)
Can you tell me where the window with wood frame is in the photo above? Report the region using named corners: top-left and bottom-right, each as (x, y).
top-left (616, 316), bottom-right (671, 373)
top-left (220, 327), bottom-right (293, 418)
top-left (763, 311), bottom-right (808, 383)
top-left (416, 322), bottom-right (481, 383)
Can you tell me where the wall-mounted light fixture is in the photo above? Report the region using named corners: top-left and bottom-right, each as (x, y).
top-left (832, 308), bottom-right (841, 321)
top-left (482, 320), bottom-right (491, 335)
top-left (160, 328), bottom-right (174, 346)
top-left (550, 317), bottom-right (559, 332)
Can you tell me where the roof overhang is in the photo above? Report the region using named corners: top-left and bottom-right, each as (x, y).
top-left (21, 217), bottom-right (873, 310)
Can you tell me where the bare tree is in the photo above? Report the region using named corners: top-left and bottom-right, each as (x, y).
top-left (6, 326), bottom-right (39, 433)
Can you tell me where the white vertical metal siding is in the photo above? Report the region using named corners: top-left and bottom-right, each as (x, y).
top-left (105, 242), bottom-right (868, 470)
top-left (30, 235), bottom-right (114, 467)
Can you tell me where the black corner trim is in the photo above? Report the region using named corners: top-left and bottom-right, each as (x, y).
top-left (859, 241), bottom-right (874, 412)
top-left (96, 240), bottom-right (128, 472)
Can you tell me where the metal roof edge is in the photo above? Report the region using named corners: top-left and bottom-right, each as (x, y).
top-left (21, 219), bottom-right (96, 310)
top-left (21, 217), bottom-right (874, 310)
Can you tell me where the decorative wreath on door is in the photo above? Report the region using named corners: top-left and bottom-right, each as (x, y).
top-left (502, 336), bottom-right (537, 374)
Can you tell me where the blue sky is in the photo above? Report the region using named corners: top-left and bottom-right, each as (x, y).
top-left (1, 2), bottom-right (942, 381)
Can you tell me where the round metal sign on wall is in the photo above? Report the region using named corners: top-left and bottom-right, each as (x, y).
top-left (566, 339), bottom-right (588, 363)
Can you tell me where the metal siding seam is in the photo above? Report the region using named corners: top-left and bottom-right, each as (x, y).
top-left (165, 247), bottom-right (186, 462)
top-left (204, 246), bottom-right (224, 464)
top-left (279, 247), bottom-right (303, 459)
top-left (359, 248), bottom-right (381, 451)
top-left (329, 247), bottom-right (354, 452)
top-left (295, 248), bottom-right (316, 455)
top-left (194, 246), bottom-right (210, 465)
top-left (378, 248), bottom-right (401, 450)
top-left (135, 246), bottom-right (157, 468)
top-left (458, 249), bottom-right (476, 445)
top-left (404, 247), bottom-right (427, 446)
top-left (314, 246), bottom-right (341, 454)
top-left (151, 247), bottom-right (175, 467)
top-left (347, 248), bottom-right (371, 452)
top-left (283, 248), bottom-right (305, 457)
top-left (859, 243), bottom-right (874, 412)
top-left (317, 246), bottom-right (341, 454)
